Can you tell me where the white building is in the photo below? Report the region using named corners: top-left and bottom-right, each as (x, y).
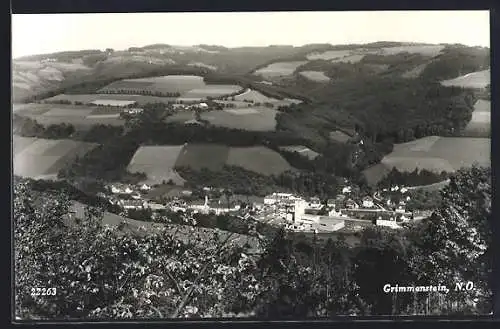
top-left (140, 183), bottom-right (151, 191)
top-left (293, 199), bottom-right (307, 222)
top-left (342, 186), bottom-right (352, 194)
top-left (362, 196), bottom-right (374, 208)
top-left (376, 219), bottom-right (402, 229)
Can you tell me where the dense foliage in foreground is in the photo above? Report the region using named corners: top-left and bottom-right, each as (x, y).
top-left (14, 167), bottom-right (492, 319)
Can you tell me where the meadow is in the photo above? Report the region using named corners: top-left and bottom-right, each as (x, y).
top-left (167, 107), bottom-right (278, 131)
top-left (201, 108), bottom-right (278, 131)
top-left (127, 145), bottom-right (186, 185)
top-left (298, 71), bottom-right (330, 82)
top-left (362, 136), bottom-right (490, 185)
top-left (15, 103), bottom-right (125, 128)
top-left (44, 93), bottom-right (178, 105)
top-left (13, 136), bottom-right (98, 179)
top-left (226, 146), bottom-right (293, 176)
top-left (175, 143), bottom-right (230, 171)
top-left (232, 89), bottom-right (301, 106)
top-left (98, 75), bottom-right (242, 99)
top-left (440, 69), bottom-right (490, 89)
top-left (125, 143), bottom-right (294, 184)
top-left (254, 61), bottom-right (308, 78)
top-left (462, 100), bottom-right (490, 136)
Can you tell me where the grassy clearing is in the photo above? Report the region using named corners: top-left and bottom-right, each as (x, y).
top-left (13, 136), bottom-right (97, 178)
top-left (127, 145), bottom-right (186, 185)
top-left (306, 50), bottom-right (352, 60)
top-left (175, 143), bottom-right (230, 171)
top-left (226, 146), bottom-right (293, 176)
top-left (440, 69), bottom-right (490, 89)
top-left (254, 61), bottom-right (308, 78)
top-left (364, 136), bottom-right (490, 185)
top-left (331, 54), bottom-right (365, 63)
top-left (181, 85), bottom-right (242, 98)
top-left (381, 45), bottom-right (445, 57)
top-left (201, 108), bottom-right (277, 131)
top-left (99, 75), bottom-right (206, 94)
top-left (298, 71), bottom-right (330, 82)
top-left (44, 93), bottom-right (177, 105)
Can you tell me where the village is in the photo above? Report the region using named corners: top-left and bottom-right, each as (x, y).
top-left (97, 180), bottom-right (426, 234)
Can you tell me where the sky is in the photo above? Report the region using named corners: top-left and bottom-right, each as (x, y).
top-left (12, 11), bottom-right (490, 58)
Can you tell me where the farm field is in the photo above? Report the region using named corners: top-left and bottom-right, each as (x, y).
top-left (44, 93), bottom-right (178, 105)
top-left (306, 50), bottom-right (354, 61)
top-left (226, 146), bottom-right (294, 176)
top-left (127, 145), bottom-right (186, 185)
top-left (306, 44), bottom-right (443, 62)
top-left (299, 71), bottom-right (330, 82)
top-left (98, 75), bottom-right (242, 99)
top-left (126, 143), bottom-right (295, 183)
top-left (202, 108), bottom-right (278, 131)
top-left (175, 143), bottom-right (230, 171)
top-left (254, 61), bottom-right (307, 78)
top-left (232, 89), bottom-right (301, 106)
top-left (380, 44), bottom-right (445, 56)
top-left (13, 135), bottom-right (98, 179)
top-left (166, 107), bottom-right (278, 131)
top-left (463, 100), bottom-right (490, 136)
top-left (181, 85), bottom-right (243, 98)
top-left (279, 145), bottom-right (320, 160)
top-left (363, 136), bottom-right (490, 185)
top-left (15, 103), bottom-right (125, 128)
top-left (440, 69), bottom-right (490, 89)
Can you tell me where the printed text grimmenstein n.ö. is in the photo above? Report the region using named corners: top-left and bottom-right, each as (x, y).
top-left (383, 284), bottom-right (450, 294)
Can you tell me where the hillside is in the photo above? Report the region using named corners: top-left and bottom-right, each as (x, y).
top-left (12, 42), bottom-right (490, 188)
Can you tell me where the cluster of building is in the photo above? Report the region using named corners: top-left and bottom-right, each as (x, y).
top-left (98, 181), bottom-right (417, 233)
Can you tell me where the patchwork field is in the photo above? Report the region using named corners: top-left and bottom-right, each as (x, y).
top-left (254, 61), bottom-right (308, 78)
top-left (462, 100), bottom-right (490, 136)
top-left (306, 50), bottom-right (354, 61)
top-left (380, 45), bottom-right (445, 57)
top-left (279, 145), bottom-right (320, 160)
top-left (126, 143), bottom-right (295, 184)
top-left (441, 69), bottom-right (490, 89)
top-left (15, 103), bottom-right (125, 128)
top-left (100, 75), bottom-right (205, 94)
top-left (44, 93), bottom-right (178, 106)
top-left (232, 89), bottom-right (301, 106)
top-left (226, 146), bottom-right (294, 176)
top-left (306, 45), bottom-right (443, 62)
top-left (167, 107), bottom-right (278, 131)
top-left (98, 75), bottom-right (242, 99)
top-left (175, 143), bottom-right (230, 171)
top-left (202, 108), bottom-right (278, 131)
top-left (299, 71), bottom-right (330, 82)
top-left (127, 145), bottom-right (186, 185)
top-left (13, 136), bottom-right (98, 179)
top-left (181, 85), bottom-right (242, 98)
top-left (363, 136), bottom-right (490, 185)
